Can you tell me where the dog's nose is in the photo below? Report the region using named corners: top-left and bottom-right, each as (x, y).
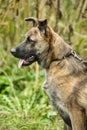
top-left (10, 48), bottom-right (16, 55)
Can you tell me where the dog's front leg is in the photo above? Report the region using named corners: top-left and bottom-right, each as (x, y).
top-left (69, 107), bottom-right (85, 130)
top-left (64, 123), bottom-right (72, 130)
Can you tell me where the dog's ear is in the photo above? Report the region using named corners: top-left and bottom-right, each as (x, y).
top-left (38, 19), bottom-right (48, 36)
top-left (25, 17), bottom-right (48, 36)
top-left (25, 17), bottom-right (38, 26)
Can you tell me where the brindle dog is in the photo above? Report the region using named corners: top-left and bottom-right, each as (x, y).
top-left (11, 17), bottom-right (87, 130)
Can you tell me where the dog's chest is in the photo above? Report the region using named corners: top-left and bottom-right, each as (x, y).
top-left (43, 78), bottom-right (71, 126)
top-left (43, 78), bottom-right (66, 109)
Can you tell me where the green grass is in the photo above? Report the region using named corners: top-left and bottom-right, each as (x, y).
top-left (0, 101), bottom-right (63, 130)
top-left (0, 55), bottom-right (63, 130)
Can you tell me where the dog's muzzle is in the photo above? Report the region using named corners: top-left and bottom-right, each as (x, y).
top-left (11, 48), bottom-right (36, 68)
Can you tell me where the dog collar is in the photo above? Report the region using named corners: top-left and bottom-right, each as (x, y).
top-left (52, 49), bottom-right (83, 62)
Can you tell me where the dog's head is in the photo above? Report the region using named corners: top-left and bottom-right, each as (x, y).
top-left (11, 17), bottom-right (52, 68)
top-left (11, 17), bottom-right (71, 68)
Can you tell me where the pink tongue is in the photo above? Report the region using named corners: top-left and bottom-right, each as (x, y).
top-left (18, 59), bottom-right (25, 68)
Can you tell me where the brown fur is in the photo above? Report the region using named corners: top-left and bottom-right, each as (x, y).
top-left (11, 18), bottom-right (87, 130)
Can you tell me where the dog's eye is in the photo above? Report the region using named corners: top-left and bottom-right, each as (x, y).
top-left (26, 37), bottom-right (34, 43)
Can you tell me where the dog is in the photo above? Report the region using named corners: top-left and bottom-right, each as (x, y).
top-left (11, 17), bottom-right (87, 130)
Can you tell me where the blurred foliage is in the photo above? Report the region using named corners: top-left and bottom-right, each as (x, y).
top-left (0, 0), bottom-right (87, 129)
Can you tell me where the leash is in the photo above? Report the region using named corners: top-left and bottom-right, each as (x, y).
top-left (70, 50), bottom-right (83, 61)
top-left (62, 49), bottom-right (83, 61)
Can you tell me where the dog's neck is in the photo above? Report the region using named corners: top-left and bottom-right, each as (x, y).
top-left (37, 27), bottom-right (82, 69)
top-left (50, 30), bottom-right (83, 63)
top-left (37, 27), bottom-right (72, 69)
top-left (50, 30), bottom-right (72, 60)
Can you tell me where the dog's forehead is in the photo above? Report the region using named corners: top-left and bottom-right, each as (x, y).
top-left (25, 27), bottom-right (39, 37)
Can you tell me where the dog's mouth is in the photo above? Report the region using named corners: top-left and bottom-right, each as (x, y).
top-left (18, 55), bottom-right (36, 68)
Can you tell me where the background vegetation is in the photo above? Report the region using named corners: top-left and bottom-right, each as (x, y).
top-left (0, 0), bottom-right (87, 130)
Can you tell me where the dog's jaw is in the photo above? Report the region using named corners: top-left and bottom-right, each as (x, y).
top-left (18, 56), bottom-right (36, 68)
